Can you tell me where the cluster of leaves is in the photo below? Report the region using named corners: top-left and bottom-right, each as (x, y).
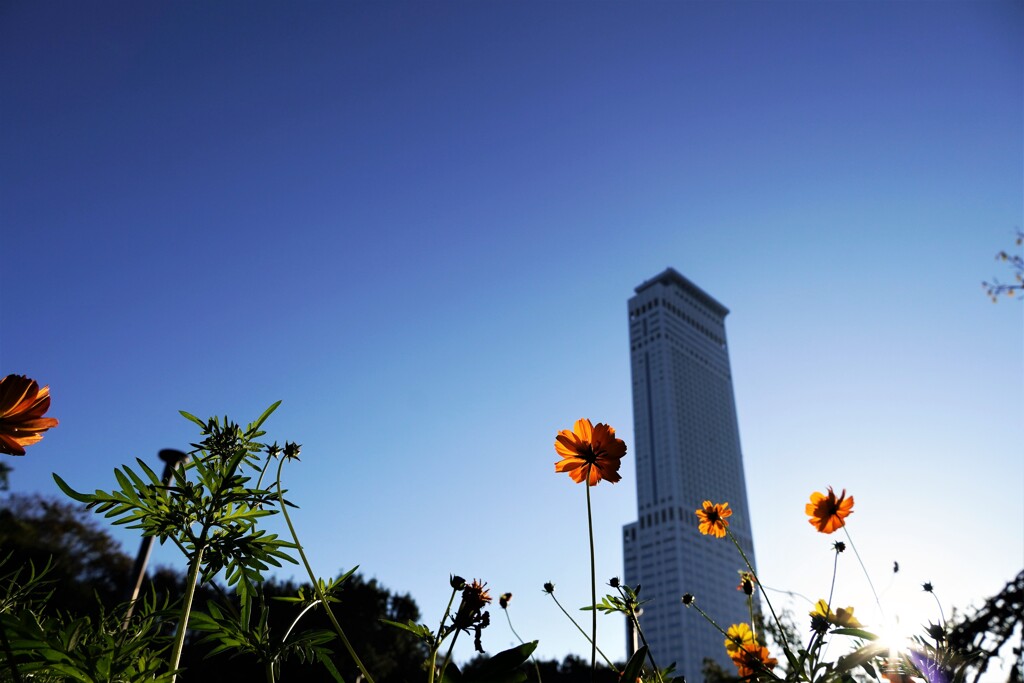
top-left (55, 404), bottom-right (295, 597)
top-left (0, 555), bottom-right (176, 683)
top-left (4, 404), bottom-right (361, 682)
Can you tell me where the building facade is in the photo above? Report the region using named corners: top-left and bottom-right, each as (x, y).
top-left (622, 268), bottom-right (757, 683)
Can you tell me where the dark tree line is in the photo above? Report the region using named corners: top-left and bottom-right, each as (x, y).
top-left (2, 494), bottom-right (1020, 682)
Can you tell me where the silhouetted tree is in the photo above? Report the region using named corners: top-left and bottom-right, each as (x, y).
top-left (0, 493), bottom-right (133, 615)
top-left (947, 570), bottom-right (1024, 683)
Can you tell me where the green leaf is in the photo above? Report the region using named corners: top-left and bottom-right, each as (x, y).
top-left (621, 646), bottom-right (648, 683)
top-left (464, 641), bottom-right (538, 683)
top-left (440, 662), bottom-right (463, 683)
top-left (836, 642), bottom-right (888, 674)
top-left (380, 619), bottom-right (432, 640)
top-left (251, 401), bottom-right (282, 432)
top-left (833, 627), bottom-right (878, 640)
top-left (52, 474), bottom-right (95, 504)
top-left (179, 410), bottom-right (206, 428)
top-left (315, 651), bottom-right (346, 683)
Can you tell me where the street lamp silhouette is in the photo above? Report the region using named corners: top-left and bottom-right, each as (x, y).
top-left (122, 448), bottom-right (189, 625)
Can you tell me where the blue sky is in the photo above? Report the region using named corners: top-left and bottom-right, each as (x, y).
top-left (2, 0), bottom-right (1021, 670)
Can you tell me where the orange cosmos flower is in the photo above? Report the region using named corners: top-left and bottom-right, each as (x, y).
top-left (695, 500), bottom-right (732, 538)
top-left (0, 375), bottom-right (59, 456)
top-left (730, 642), bottom-right (778, 678)
top-left (806, 487), bottom-right (854, 534)
top-left (554, 418), bottom-right (626, 485)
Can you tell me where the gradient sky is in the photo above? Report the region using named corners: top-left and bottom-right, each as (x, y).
top-left (2, 0), bottom-right (1022, 672)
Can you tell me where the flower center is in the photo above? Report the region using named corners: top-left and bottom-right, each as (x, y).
top-left (577, 445), bottom-right (597, 464)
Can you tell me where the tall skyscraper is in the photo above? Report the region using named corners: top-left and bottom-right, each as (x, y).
top-left (622, 268), bottom-right (757, 683)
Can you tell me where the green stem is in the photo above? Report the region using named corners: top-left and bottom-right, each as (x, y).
top-left (795, 551), bottom-right (842, 679)
top-left (275, 458), bottom-right (376, 683)
top-left (585, 476), bottom-right (596, 680)
top-left (0, 618), bottom-right (24, 683)
top-left (614, 585), bottom-right (660, 681)
top-left (282, 599), bottom-right (321, 644)
top-left (727, 529), bottom-right (791, 654)
top-left (546, 592), bottom-right (617, 670)
top-left (825, 550), bottom-right (840, 614)
top-left (169, 544), bottom-right (205, 683)
top-left (628, 610), bottom-right (661, 681)
top-left (437, 628), bottom-right (461, 683)
top-left (929, 591), bottom-right (946, 627)
top-left (503, 608), bottom-right (543, 683)
top-left (842, 527), bottom-right (883, 617)
top-left (747, 595), bottom-right (756, 642)
top-left (428, 587), bottom-right (459, 683)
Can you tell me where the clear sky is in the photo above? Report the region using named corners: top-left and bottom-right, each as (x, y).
top-left (2, 0), bottom-right (1022, 672)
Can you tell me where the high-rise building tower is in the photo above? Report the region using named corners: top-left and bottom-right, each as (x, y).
top-left (622, 268), bottom-right (757, 683)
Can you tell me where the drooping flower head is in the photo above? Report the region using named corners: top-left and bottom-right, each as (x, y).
top-left (0, 375), bottom-right (59, 456)
top-left (695, 500), bottom-right (732, 538)
top-left (452, 579), bottom-right (492, 652)
top-left (554, 418), bottom-right (627, 485)
top-left (730, 642), bottom-right (778, 678)
top-left (806, 487), bottom-right (854, 534)
top-left (736, 571), bottom-right (756, 596)
top-left (724, 623), bottom-right (755, 655)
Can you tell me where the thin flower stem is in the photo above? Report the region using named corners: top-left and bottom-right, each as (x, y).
top-left (727, 529), bottom-right (791, 654)
top-left (546, 592), bottom-right (617, 670)
top-left (627, 610), bottom-right (661, 681)
top-left (437, 586), bottom-right (459, 648)
top-left (585, 475), bottom-right (597, 679)
top-left (282, 599), bottom-right (321, 644)
top-left (929, 591), bottom-right (946, 627)
top-left (503, 609), bottom-right (543, 683)
top-left (795, 550), bottom-right (842, 679)
top-left (613, 585), bottom-right (661, 681)
top-left (825, 550), bottom-right (839, 616)
top-left (842, 527), bottom-right (883, 617)
top-left (169, 545), bottom-right (205, 683)
top-left (275, 458), bottom-right (376, 683)
top-left (689, 601), bottom-right (729, 640)
top-left (438, 628), bottom-right (461, 683)
top-left (428, 587), bottom-right (459, 683)
top-left (758, 583), bottom-right (815, 606)
top-left (0, 619), bottom-right (24, 683)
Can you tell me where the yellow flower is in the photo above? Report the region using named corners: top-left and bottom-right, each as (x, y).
top-left (554, 418), bottom-right (627, 485)
top-left (810, 599), bottom-right (863, 628)
top-left (730, 642), bottom-right (778, 678)
top-left (806, 487), bottom-right (854, 534)
top-left (0, 375), bottom-right (59, 456)
top-left (695, 500), bottom-right (732, 538)
top-left (724, 623), bottom-right (755, 654)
